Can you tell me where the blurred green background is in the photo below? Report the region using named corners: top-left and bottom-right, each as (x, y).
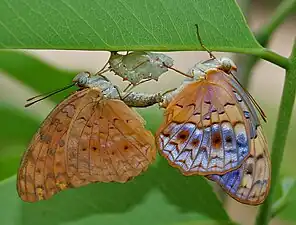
top-left (0, 0), bottom-right (296, 225)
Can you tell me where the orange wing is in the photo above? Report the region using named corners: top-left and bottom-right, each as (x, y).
top-left (17, 88), bottom-right (156, 202)
top-left (156, 70), bottom-right (252, 176)
top-left (207, 126), bottom-right (270, 205)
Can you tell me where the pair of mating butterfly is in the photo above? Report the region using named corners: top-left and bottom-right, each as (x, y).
top-left (17, 49), bottom-right (270, 206)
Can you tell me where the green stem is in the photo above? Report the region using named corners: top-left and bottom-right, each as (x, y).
top-left (235, 0), bottom-right (296, 86)
top-left (255, 48), bottom-right (290, 70)
top-left (255, 40), bottom-right (296, 225)
top-left (203, 47), bottom-right (289, 70)
top-left (271, 178), bottom-right (296, 218)
top-left (256, 0), bottom-right (296, 46)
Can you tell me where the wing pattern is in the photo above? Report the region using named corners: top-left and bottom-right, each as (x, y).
top-left (206, 74), bottom-right (270, 205)
top-left (207, 126), bottom-right (270, 205)
top-left (17, 88), bottom-right (156, 202)
top-left (157, 60), bottom-right (270, 204)
top-left (157, 71), bottom-right (252, 175)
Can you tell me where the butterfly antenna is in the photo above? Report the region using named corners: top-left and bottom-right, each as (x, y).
top-left (162, 24), bottom-right (219, 79)
top-left (195, 24), bottom-right (216, 59)
top-left (123, 83), bottom-right (133, 93)
top-left (25, 83), bottom-right (75, 107)
top-left (94, 52), bottom-right (117, 76)
top-left (122, 78), bottom-right (153, 99)
top-left (164, 65), bottom-right (194, 78)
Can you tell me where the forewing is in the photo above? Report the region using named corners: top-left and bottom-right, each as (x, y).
top-left (66, 89), bottom-right (156, 184)
top-left (207, 126), bottom-right (270, 205)
top-left (17, 89), bottom-right (89, 202)
top-left (18, 88), bottom-right (156, 202)
top-left (156, 71), bottom-right (252, 175)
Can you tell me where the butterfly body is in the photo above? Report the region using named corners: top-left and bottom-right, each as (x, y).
top-left (74, 72), bottom-right (163, 107)
top-left (157, 57), bottom-right (270, 205)
top-left (109, 51), bottom-right (174, 85)
top-left (18, 72), bottom-right (159, 202)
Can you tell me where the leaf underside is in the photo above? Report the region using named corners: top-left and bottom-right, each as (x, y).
top-left (0, 0), bottom-right (261, 51)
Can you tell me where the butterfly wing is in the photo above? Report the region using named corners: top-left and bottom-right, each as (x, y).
top-left (207, 126), bottom-right (270, 205)
top-left (17, 88), bottom-right (156, 202)
top-left (156, 70), bottom-right (252, 176)
top-left (206, 74), bottom-right (270, 205)
top-left (17, 89), bottom-right (89, 202)
top-left (65, 88), bottom-right (156, 184)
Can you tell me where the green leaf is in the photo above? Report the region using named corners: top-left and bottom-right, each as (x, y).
top-left (0, 155), bottom-right (21, 181)
top-left (272, 177), bottom-right (296, 221)
top-left (0, 103), bottom-right (39, 180)
top-left (0, 159), bottom-right (231, 225)
top-left (0, 0), bottom-right (260, 52)
top-left (272, 177), bottom-right (296, 219)
top-left (0, 103), bottom-right (39, 149)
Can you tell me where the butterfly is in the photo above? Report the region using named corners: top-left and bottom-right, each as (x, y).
top-left (156, 57), bottom-right (270, 205)
top-left (17, 72), bottom-right (160, 202)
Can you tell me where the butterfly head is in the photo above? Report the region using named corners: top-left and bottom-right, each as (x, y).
top-left (188, 57), bottom-right (237, 81)
top-left (201, 57), bottom-right (237, 74)
top-left (218, 57), bottom-right (237, 73)
top-left (72, 72), bottom-right (91, 87)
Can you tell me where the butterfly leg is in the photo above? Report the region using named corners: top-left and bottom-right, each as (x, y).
top-left (158, 88), bottom-right (179, 108)
top-left (97, 74), bottom-right (110, 82)
top-left (122, 78), bottom-right (153, 99)
top-left (123, 83), bottom-right (133, 93)
top-left (95, 67), bottom-right (111, 76)
top-left (95, 54), bottom-right (113, 76)
top-left (114, 85), bottom-right (123, 100)
top-left (162, 62), bottom-right (193, 79)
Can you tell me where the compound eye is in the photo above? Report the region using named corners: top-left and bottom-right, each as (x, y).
top-left (220, 57), bottom-right (237, 73)
top-left (72, 72), bottom-right (90, 86)
top-left (220, 58), bottom-right (232, 72)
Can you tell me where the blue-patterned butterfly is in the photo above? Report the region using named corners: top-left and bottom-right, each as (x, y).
top-left (156, 56), bottom-right (270, 205)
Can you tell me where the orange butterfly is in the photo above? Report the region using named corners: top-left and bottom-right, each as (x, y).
top-left (156, 57), bottom-right (270, 205)
top-left (18, 72), bottom-right (160, 202)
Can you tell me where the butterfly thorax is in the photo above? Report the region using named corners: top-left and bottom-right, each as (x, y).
top-left (74, 72), bottom-right (120, 100)
top-left (161, 65), bottom-right (232, 109)
top-left (187, 57), bottom-right (236, 81)
top-left (73, 72), bottom-right (163, 108)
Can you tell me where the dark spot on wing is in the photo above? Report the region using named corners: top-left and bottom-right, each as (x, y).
top-left (224, 102), bottom-right (235, 107)
top-left (191, 139), bottom-right (200, 147)
top-left (225, 136), bottom-right (232, 143)
top-left (212, 131), bottom-right (222, 149)
top-left (177, 130), bottom-right (190, 142)
top-left (245, 163), bottom-right (253, 175)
